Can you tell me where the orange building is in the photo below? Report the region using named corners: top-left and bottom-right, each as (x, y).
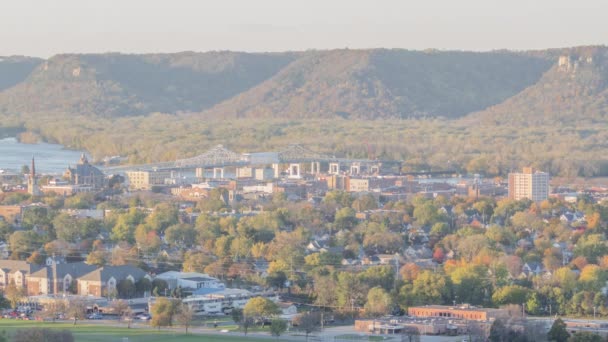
top-left (408, 305), bottom-right (510, 321)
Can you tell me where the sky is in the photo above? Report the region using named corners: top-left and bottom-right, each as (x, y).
top-left (1, 0), bottom-right (607, 57)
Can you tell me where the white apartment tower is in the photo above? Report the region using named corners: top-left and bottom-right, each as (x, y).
top-left (508, 167), bottom-right (549, 201)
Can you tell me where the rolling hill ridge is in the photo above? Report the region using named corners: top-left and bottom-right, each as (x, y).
top-left (1, 47), bottom-right (608, 122)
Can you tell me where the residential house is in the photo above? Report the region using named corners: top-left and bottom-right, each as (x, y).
top-left (521, 262), bottom-right (543, 277)
top-left (278, 303), bottom-right (298, 321)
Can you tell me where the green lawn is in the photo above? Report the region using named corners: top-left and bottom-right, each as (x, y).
top-left (334, 334), bottom-right (392, 341)
top-left (0, 320), bottom-right (283, 342)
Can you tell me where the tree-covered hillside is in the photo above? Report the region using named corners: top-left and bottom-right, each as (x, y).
top-left (0, 52), bottom-right (296, 117)
top-left (201, 49), bottom-right (553, 119)
top-left (0, 56), bottom-right (43, 91)
top-left (468, 46), bottom-right (608, 125)
top-left (0, 49), bottom-right (556, 119)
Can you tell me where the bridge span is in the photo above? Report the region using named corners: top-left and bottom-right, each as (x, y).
top-left (101, 144), bottom-right (399, 177)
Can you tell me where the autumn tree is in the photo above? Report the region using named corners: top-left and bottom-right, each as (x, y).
top-left (150, 297), bottom-right (179, 330)
top-left (42, 301), bottom-right (66, 323)
top-left (111, 300), bottom-right (133, 328)
top-left (66, 297), bottom-right (87, 325)
top-left (175, 303), bottom-right (195, 334)
top-left (243, 296), bottom-right (280, 324)
top-left (4, 281), bottom-right (25, 309)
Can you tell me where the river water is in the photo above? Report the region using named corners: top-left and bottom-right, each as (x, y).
top-left (0, 137), bottom-right (88, 175)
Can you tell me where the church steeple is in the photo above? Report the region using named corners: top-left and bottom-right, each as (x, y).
top-left (28, 156), bottom-right (40, 196)
top-left (79, 153), bottom-right (88, 165)
top-left (30, 156), bottom-right (36, 178)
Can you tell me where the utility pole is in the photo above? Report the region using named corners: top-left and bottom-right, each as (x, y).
top-left (321, 311), bottom-right (324, 331)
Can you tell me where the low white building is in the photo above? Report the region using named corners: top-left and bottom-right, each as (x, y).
top-left (155, 271), bottom-right (224, 291)
top-left (182, 288), bottom-right (278, 315)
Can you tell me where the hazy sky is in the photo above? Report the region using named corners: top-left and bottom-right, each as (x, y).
top-left (2, 0), bottom-right (607, 57)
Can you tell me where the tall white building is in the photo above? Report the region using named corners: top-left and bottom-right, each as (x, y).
top-left (508, 167), bottom-right (549, 201)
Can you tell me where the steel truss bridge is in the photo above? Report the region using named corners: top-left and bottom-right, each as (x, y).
top-left (101, 144), bottom-right (395, 174)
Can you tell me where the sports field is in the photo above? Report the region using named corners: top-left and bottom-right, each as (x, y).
top-left (0, 320), bottom-right (283, 342)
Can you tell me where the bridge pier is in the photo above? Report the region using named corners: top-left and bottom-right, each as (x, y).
top-left (310, 162), bottom-right (321, 175)
top-left (213, 167), bottom-right (224, 179)
top-left (288, 164), bottom-right (301, 178)
top-left (370, 164), bottom-right (381, 175)
top-left (350, 162), bottom-right (360, 175)
top-left (329, 162), bottom-right (340, 175)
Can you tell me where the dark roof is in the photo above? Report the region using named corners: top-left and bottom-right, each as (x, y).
top-left (182, 276), bottom-right (216, 282)
top-left (0, 260), bottom-right (42, 274)
top-left (79, 265), bottom-right (147, 282)
top-left (28, 262), bottom-right (101, 281)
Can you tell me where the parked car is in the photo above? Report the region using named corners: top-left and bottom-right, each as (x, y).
top-left (87, 313), bottom-right (103, 320)
top-left (135, 313), bottom-right (151, 321)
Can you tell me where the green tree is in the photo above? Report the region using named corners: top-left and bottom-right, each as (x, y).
top-left (359, 265), bottom-right (395, 291)
top-left (111, 208), bottom-right (146, 243)
top-left (243, 297), bottom-right (280, 323)
top-left (313, 275), bottom-right (338, 308)
top-left (164, 224), bottom-right (197, 248)
top-left (492, 285), bottom-right (530, 306)
top-left (489, 318), bottom-right (508, 342)
top-left (63, 192), bottom-right (95, 209)
top-left (135, 278), bottom-right (152, 297)
top-left (117, 279), bottom-right (136, 299)
top-left (547, 318), bottom-right (570, 342)
top-left (526, 292), bottom-right (542, 315)
top-left (146, 203), bottom-right (179, 232)
top-left (232, 308), bottom-right (253, 335)
top-left (150, 297), bottom-right (179, 330)
top-left (336, 272), bottom-right (366, 309)
top-left (573, 234), bottom-right (608, 263)
top-left (413, 201), bottom-right (442, 226)
top-left (9, 230), bottom-right (39, 259)
top-left (334, 207), bottom-right (357, 230)
top-left (270, 319), bottom-right (288, 339)
top-left (0, 220), bottom-right (13, 242)
top-left (430, 222), bottom-right (449, 239)
top-left (294, 311), bottom-right (321, 342)
top-left (364, 287), bottom-right (392, 318)
top-left (410, 270), bottom-right (451, 305)
top-left (21, 207), bottom-right (52, 231)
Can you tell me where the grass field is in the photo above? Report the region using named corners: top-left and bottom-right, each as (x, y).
top-left (0, 320), bottom-right (283, 342)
